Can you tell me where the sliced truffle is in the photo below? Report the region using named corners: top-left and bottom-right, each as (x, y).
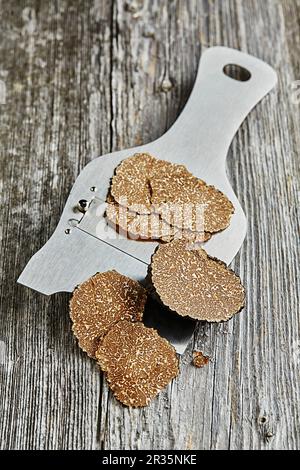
top-left (150, 159), bottom-right (206, 206)
top-left (193, 351), bottom-right (209, 368)
top-left (109, 154), bottom-right (233, 234)
top-left (150, 239), bottom-right (245, 322)
top-left (150, 159), bottom-right (234, 233)
top-left (106, 192), bottom-right (211, 243)
top-left (70, 271), bottom-right (147, 358)
top-left (110, 153), bottom-right (155, 214)
top-left (95, 320), bottom-right (179, 407)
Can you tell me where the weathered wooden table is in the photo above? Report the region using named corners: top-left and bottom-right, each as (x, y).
top-left (0, 0), bottom-right (299, 450)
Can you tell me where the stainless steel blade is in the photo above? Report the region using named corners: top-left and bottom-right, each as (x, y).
top-left (18, 47), bottom-right (277, 353)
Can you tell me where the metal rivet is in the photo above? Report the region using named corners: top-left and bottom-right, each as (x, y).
top-left (90, 186), bottom-right (97, 192)
top-left (65, 228), bottom-right (71, 235)
top-left (77, 199), bottom-right (88, 213)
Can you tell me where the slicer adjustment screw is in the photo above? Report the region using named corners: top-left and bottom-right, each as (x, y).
top-left (78, 199), bottom-right (88, 213)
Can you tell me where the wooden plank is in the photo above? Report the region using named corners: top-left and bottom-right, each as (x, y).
top-left (0, 0), bottom-right (299, 450)
top-left (0, 0), bottom-right (113, 450)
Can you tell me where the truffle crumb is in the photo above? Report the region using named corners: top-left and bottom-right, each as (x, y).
top-left (193, 351), bottom-right (209, 368)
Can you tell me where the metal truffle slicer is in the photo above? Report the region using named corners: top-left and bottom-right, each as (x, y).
top-left (18, 47), bottom-right (277, 353)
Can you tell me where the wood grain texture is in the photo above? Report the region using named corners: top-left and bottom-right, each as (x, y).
top-left (0, 0), bottom-right (299, 450)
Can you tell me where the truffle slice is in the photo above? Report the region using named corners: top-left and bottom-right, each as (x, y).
top-left (96, 320), bottom-right (179, 407)
top-left (70, 271), bottom-right (147, 358)
top-left (110, 153), bottom-right (155, 214)
top-left (150, 239), bottom-right (245, 321)
top-left (150, 159), bottom-right (234, 233)
top-left (150, 159), bottom-right (207, 206)
top-left (106, 192), bottom-right (211, 243)
top-left (193, 351), bottom-right (209, 368)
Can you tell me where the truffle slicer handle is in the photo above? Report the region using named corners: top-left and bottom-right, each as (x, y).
top-left (152, 46), bottom-right (277, 178)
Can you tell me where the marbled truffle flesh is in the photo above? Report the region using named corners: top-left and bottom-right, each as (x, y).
top-left (70, 271), bottom-right (147, 358)
top-left (105, 192), bottom-right (177, 241)
top-left (150, 239), bottom-right (245, 322)
top-left (110, 153), bottom-right (155, 213)
top-left (150, 159), bottom-right (234, 233)
top-left (95, 320), bottom-right (179, 407)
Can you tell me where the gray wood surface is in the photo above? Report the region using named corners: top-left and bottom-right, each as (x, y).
top-left (0, 0), bottom-right (299, 450)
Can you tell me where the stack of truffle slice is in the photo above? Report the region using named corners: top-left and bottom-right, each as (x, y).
top-left (106, 153), bottom-right (234, 243)
top-left (70, 271), bottom-right (179, 407)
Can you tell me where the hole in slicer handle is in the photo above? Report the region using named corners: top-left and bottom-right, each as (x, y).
top-left (223, 63), bottom-right (251, 82)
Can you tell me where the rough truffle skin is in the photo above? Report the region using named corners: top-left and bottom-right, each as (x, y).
top-left (70, 271), bottom-right (147, 358)
top-left (95, 320), bottom-right (179, 407)
top-left (150, 239), bottom-right (245, 322)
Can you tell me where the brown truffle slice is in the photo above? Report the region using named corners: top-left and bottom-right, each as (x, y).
top-left (150, 159), bottom-right (206, 205)
top-left (150, 159), bottom-right (234, 233)
top-left (110, 153), bottom-right (155, 214)
top-left (193, 351), bottom-right (209, 368)
top-left (96, 320), bottom-right (179, 407)
top-left (106, 192), bottom-right (211, 243)
top-left (150, 239), bottom-right (245, 322)
top-left (70, 271), bottom-right (147, 358)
